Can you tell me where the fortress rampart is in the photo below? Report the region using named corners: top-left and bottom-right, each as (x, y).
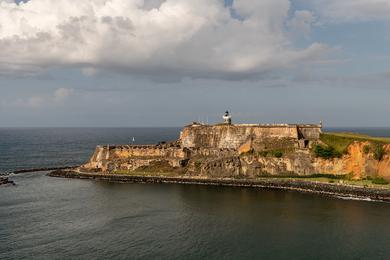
top-left (83, 144), bottom-right (187, 171)
top-left (179, 123), bottom-right (321, 149)
top-left (76, 116), bottom-right (390, 180)
top-left (83, 121), bottom-right (323, 174)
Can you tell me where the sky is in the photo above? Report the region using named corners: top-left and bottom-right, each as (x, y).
top-left (0, 0), bottom-right (390, 127)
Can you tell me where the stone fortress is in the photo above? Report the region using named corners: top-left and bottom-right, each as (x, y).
top-left (51, 111), bottom-right (390, 201)
top-left (82, 111), bottom-right (326, 176)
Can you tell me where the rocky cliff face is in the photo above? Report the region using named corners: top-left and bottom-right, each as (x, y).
top-left (313, 142), bottom-right (390, 179)
top-left (80, 125), bottom-right (390, 180)
top-left (81, 141), bottom-right (390, 180)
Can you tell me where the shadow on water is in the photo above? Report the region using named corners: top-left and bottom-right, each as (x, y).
top-left (51, 180), bottom-right (390, 259)
top-left (1, 173), bottom-right (390, 259)
top-left (1, 125), bottom-right (390, 259)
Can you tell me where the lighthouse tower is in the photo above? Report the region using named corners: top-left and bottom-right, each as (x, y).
top-left (223, 111), bottom-right (232, 125)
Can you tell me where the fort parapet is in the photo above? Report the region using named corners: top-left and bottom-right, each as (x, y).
top-left (79, 118), bottom-right (390, 180)
top-left (82, 122), bottom-right (322, 173)
top-left (179, 123), bottom-right (322, 149)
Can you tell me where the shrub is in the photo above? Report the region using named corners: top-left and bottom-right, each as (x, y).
top-left (374, 145), bottom-right (385, 161)
top-left (258, 151), bottom-right (268, 157)
top-left (194, 161), bottom-right (202, 169)
top-left (363, 145), bottom-right (370, 154)
top-left (371, 177), bottom-right (389, 185)
top-left (273, 151), bottom-right (283, 158)
top-left (314, 145), bottom-right (341, 159)
top-left (345, 172), bottom-right (354, 181)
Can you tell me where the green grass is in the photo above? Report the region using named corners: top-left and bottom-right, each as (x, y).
top-left (319, 132), bottom-right (390, 155)
top-left (324, 132), bottom-right (390, 143)
top-left (371, 177), bottom-right (389, 185)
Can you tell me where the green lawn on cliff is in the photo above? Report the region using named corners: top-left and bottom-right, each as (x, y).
top-left (320, 132), bottom-right (390, 154)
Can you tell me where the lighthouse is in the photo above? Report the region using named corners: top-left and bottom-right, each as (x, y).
top-left (223, 111), bottom-right (232, 125)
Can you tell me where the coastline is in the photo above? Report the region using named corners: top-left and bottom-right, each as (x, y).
top-left (0, 176), bottom-right (15, 186)
top-left (48, 170), bottom-right (390, 202)
top-left (12, 166), bottom-right (79, 174)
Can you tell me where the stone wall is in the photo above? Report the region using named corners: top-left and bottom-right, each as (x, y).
top-left (83, 144), bottom-right (187, 172)
top-left (179, 124), bottom-right (321, 149)
top-left (110, 145), bottom-right (186, 159)
top-left (81, 122), bottom-right (376, 178)
top-left (298, 125), bottom-right (322, 140)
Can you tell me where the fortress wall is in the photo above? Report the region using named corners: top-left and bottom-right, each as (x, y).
top-left (110, 146), bottom-right (185, 159)
top-left (83, 145), bottom-right (186, 171)
top-left (180, 125), bottom-right (300, 149)
top-left (298, 126), bottom-right (322, 140)
top-left (85, 145), bottom-right (181, 161)
top-left (189, 147), bottom-right (237, 157)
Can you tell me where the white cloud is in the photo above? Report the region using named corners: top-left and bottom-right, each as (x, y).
top-left (0, 0), bottom-right (329, 79)
top-left (310, 0), bottom-right (390, 22)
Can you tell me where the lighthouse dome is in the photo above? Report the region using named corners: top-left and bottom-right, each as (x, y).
top-left (222, 111), bottom-right (232, 125)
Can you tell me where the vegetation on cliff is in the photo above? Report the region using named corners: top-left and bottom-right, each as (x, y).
top-left (317, 132), bottom-right (390, 160)
top-left (313, 145), bottom-right (342, 159)
top-left (240, 148), bottom-right (286, 158)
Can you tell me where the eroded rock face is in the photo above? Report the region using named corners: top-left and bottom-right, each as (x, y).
top-left (80, 125), bottom-right (390, 180)
top-left (82, 144), bottom-right (186, 172)
top-left (199, 156), bottom-right (241, 177)
top-left (313, 142), bottom-right (390, 179)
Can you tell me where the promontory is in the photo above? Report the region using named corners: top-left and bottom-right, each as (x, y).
top-left (49, 111), bottom-right (390, 201)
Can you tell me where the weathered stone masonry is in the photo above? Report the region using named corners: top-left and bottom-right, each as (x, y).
top-left (82, 123), bottom-right (322, 174)
top-left (179, 123), bottom-right (322, 149)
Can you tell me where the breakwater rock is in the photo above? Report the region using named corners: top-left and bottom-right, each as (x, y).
top-left (0, 177), bottom-right (15, 186)
top-left (49, 170), bottom-right (390, 202)
top-left (12, 166), bottom-right (78, 174)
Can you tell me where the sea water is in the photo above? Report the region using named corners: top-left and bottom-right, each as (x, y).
top-left (1, 127), bottom-right (390, 259)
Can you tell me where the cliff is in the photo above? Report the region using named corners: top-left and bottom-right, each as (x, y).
top-left (80, 123), bottom-right (390, 180)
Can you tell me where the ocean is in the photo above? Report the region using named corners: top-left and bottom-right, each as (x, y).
top-left (1, 127), bottom-right (390, 259)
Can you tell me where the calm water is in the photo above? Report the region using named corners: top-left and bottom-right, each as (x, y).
top-left (0, 127), bottom-right (180, 173)
top-left (1, 127), bottom-right (390, 259)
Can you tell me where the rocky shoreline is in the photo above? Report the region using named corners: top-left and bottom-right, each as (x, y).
top-left (48, 170), bottom-right (390, 202)
top-left (0, 177), bottom-right (15, 186)
top-left (11, 166), bottom-right (78, 174)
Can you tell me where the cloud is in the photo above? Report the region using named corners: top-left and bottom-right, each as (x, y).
top-left (287, 10), bottom-right (315, 38)
top-left (1, 87), bottom-right (74, 109)
top-left (53, 87), bottom-right (74, 102)
top-left (81, 67), bottom-right (98, 77)
top-left (0, 0), bottom-right (329, 80)
top-left (310, 0), bottom-right (390, 22)
top-left (13, 96), bottom-right (44, 108)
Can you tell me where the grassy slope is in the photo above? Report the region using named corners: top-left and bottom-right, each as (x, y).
top-left (320, 132), bottom-right (390, 154)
